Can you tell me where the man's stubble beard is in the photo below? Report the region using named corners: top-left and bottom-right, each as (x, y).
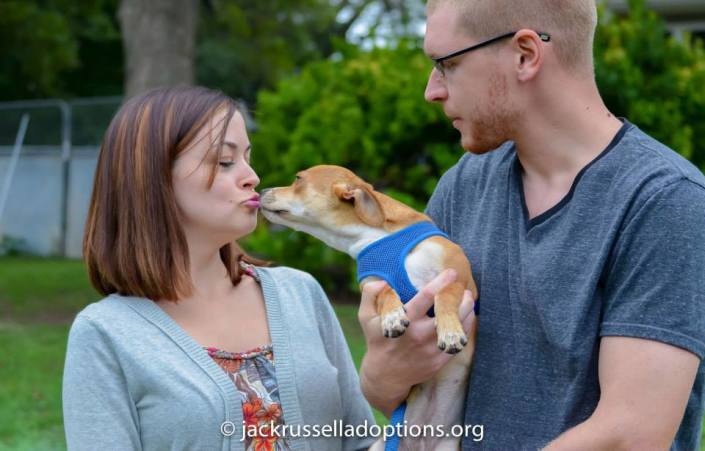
top-left (462, 72), bottom-right (519, 154)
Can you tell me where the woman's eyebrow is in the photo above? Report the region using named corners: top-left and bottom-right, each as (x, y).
top-left (223, 141), bottom-right (252, 151)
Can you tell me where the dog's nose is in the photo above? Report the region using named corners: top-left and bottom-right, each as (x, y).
top-left (260, 188), bottom-right (272, 198)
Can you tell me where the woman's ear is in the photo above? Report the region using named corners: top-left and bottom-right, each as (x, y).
top-left (333, 182), bottom-right (385, 227)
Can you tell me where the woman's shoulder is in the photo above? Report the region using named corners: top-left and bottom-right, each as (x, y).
top-left (70, 293), bottom-right (154, 334)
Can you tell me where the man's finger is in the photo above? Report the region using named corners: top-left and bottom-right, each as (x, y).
top-left (358, 280), bottom-right (388, 322)
top-left (405, 269), bottom-right (457, 320)
top-left (458, 290), bottom-right (475, 321)
top-left (462, 308), bottom-right (476, 336)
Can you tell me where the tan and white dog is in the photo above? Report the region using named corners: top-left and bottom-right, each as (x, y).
top-left (260, 165), bottom-right (478, 451)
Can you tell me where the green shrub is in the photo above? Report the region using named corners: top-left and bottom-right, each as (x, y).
top-left (0, 235), bottom-right (30, 257)
top-left (595, 0), bottom-right (705, 169)
top-left (245, 0), bottom-right (705, 291)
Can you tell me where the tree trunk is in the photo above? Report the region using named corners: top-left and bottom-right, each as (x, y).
top-left (118, 0), bottom-right (198, 98)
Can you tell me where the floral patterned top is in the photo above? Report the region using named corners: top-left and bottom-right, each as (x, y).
top-left (205, 344), bottom-right (291, 451)
top-left (203, 263), bottom-right (291, 450)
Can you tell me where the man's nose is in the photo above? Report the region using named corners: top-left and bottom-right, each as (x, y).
top-left (424, 69), bottom-right (448, 103)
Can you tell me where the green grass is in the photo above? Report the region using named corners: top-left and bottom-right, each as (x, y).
top-left (0, 257), bottom-right (97, 321)
top-left (0, 323), bottom-right (68, 451)
top-left (0, 257), bottom-right (94, 450)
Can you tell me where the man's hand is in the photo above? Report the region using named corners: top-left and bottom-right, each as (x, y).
top-left (358, 269), bottom-right (476, 417)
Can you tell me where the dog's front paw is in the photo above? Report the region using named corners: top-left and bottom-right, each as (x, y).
top-left (437, 330), bottom-right (467, 354)
top-left (381, 306), bottom-right (410, 338)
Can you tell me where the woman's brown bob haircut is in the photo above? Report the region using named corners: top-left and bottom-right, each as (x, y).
top-left (84, 85), bottom-right (267, 302)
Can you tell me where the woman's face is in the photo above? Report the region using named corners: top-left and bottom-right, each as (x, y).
top-left (172, 110), bottom-right (260, 246)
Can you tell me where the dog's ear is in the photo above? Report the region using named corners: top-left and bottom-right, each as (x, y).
top-left (333, 182), bottom-right (385, 227)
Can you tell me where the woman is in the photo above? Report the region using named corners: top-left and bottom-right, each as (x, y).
top-left (62, 86), bottom-right (376, 451)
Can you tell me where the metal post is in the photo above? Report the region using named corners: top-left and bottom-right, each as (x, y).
top-left (58, 101), bottom-right (72, 257)
top-left (0, 114), bottom-right (30, 243)
top-left (0, 99), bottom-right (73, 255)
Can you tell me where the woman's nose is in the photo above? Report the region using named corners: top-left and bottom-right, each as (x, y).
top-left (240, 163), bottom-right (260, 190)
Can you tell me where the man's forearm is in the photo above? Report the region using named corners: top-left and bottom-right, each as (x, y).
top-left (542, 416), bottom-right (622, 451)
top-left (542, 414), bottom-right (670, 451)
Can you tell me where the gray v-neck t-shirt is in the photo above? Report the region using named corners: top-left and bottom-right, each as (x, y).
top-left (425, 121), bottom-right (705, 450)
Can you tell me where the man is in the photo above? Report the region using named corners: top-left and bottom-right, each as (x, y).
top-left (358, 0), bottom-right (705, 449)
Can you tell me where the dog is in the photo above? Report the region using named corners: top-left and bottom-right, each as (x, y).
top-left (260, 165), bottom-right (478, 450)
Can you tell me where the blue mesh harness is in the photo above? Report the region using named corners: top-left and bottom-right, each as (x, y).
top-left (356, 221), bottom-right (448, 451)
top-left (356, 221), bottom-right (478, 451)
top-left (356, 221), bottom-right (448, 317)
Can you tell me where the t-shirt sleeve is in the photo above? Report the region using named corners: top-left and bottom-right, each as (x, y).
top-left (600, 180), bottom-right (705, 359)
top-left (63, 314), bottom-right (143, 451)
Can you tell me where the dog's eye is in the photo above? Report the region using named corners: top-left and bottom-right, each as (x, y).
top-left (294, 175), bottom-right (301, 182)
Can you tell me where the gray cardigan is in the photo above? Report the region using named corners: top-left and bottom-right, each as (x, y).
top-left (62, 266), bottom-right (376, 451)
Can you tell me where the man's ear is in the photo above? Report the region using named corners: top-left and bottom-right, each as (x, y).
top-left (333, 182), bottom-right (385, 227)
top-left (514, 29), bottom-right (544, 82)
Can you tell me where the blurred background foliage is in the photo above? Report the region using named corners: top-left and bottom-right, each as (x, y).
top-left (0, 0), bottom-right (123, 99)
top-left (0, 0), bottom-right (421, 101)
top-left (0, 0), bottom-right (703, 291)
top-left (245, 0), bottom-right (705, 291)
top-left (595, 0), bottom-right (705, 170)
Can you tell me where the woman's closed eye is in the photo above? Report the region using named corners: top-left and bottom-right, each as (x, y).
top-left (218, 146), bottom-right (251, 169)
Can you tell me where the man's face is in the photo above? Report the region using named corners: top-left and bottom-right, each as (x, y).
top-left (423, 2), bottom-right (518, 154)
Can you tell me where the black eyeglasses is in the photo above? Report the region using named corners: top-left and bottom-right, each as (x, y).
top-left (432, 30), bottom-right (551, 77)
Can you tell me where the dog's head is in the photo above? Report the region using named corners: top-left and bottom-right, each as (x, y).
top-left (260, 165), bottom-right (387, 251)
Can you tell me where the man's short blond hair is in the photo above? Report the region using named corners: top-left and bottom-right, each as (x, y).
top-left (428, 0), bottom-right (598, 72)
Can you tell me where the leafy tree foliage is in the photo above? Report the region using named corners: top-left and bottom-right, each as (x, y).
top-left (0, 0), bottom-right (122, 100)
top-left (196, 0), bottom-right (421, 105)
top-left (0, 0), bottom-right (420, 103)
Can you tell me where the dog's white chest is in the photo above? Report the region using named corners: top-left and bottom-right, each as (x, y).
top-left (404, 240), bottom-right (446, 290)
